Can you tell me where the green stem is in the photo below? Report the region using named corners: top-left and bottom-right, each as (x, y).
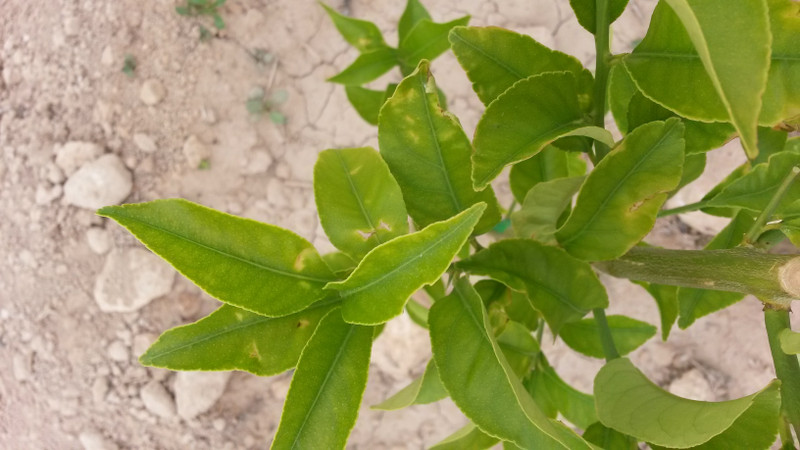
top-left (657, 200), bottom-right (711, 217)
top-left (593, 307), bottom-right (620, 361)
top-left (765, 308), bottom-right (800, 438)
top-left (504, 200), bottom-right (518, 221)
top-left (592, 0), bottom-right (612, 162)
top-left (745, 166), bottom-right (800, 243)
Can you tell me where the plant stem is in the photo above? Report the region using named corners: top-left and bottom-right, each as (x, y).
top-left (745, 166), bottom-right (800, 243)
top-left (592, 0), bottom-right (612, 162)
top-left (657, 200), bottom-right (710, 217)
top-left (593, 307), bottom-right (620, 361)
top-left (594, 247), bottom-right (800, 306)
top-left (765, 308), bottom-right (800, 439)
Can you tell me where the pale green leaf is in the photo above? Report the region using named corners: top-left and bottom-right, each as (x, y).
top-left (509, 146), bottom-right (587, 203)
top-left (398, 0), bottom-right (431, 44)
top-left (98, 199), bottom-right (335, 317)
top-left (582, 423), bottom-right (638, 450)
top-left (372, 359), bottom-right (447, 410)
top-left (449, 26), bottom-right (593, 106)
top-left (608, 63), bottom-right (639, 134)
top-left (556, 118), bottom-right (685, 261)
top-left (140, 300), bottom-right (336, 376)
top-left (779, 329), bottom-right (800, 354)
top-left (638, 282), bottom-right (679, 340)
top-left (569, 0), bottom-right (630, 34)
top-left (328, 47), bottom-right (397, 86)
top-left (405, 298), bottom-right (429, 329)
top-left (322, 251), bottom-right (357, 278)
top-left (472, 72), bottom-right (613, 189)
top-left (595, 358), bottom-right (780, 448)
top-left (314, 148), bottom-right (408, 260)
top-left (677, 288), bottom-right (743, 330)
top-left (497, 321), bottom-right (540, 377)
top-left (526, 357), bottom-right (597, 429)
top-left (429, 278), bottom-right (593, 449)
top-left (760, 0), bottom-right (800, 129)
top-left (398, 16), bottom-right (470, 72)
top-left (378, 60), bottom-right (501, 234)
top-left (271, 309), bottom-right (373, 449)
top-left (512, 176), bottom-right (585, 245)
top-left (321, 3), bottom-right (386, 52)
top-left (474, 280), bottom-right (540, 332)
top-left (327, 203), bottom-right (485, 325)
top-left (344, 86), bottom-right (385, 125)
top-left (430, 423), bottom-right (499, 450)
top-left (623, 0), bottom-right (771, 158)
top-left (456, 239), bottom-right (608, 336)
top-left (559, 315), bottom-right (656, 359)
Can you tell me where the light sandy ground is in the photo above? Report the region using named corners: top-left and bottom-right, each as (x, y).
top-left (0, 0), bottom-right (790, 448)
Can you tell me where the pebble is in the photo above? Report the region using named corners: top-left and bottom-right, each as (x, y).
top-left (12, 351), bottom-right (32, 381)
top-left (93, 248), bottom-right (175, 313)
top-left (174, 371), bottom-right (231, 420)
top-left (78, 430), bottom-right (118, 450)
top-left (140, 380), bottom-right (177, 419)
top-left (133, 133), bottom-right (157, 153)
top-left (55, 141), bottom-right (104, 176)
top-left (241, 149), bottom-right (273, 175)
top-left (86, 227), bottom-right (111, 254)
top-left (92, 376), bottom-right (109, 404)
top-left (140, 79), bottom-right (166, 106)
top-left (101, 46), bottom-right (114, 66)
top-left (182, 135), bottom-right (210, 169)
top-left (45, 162), bottom-right (66, 184)
top-left (35, 183), bottom-right (63, 205)
top-left (107, 340), bottom-right (129, 362)
top-left (63, 154), bottom-right (133, 210)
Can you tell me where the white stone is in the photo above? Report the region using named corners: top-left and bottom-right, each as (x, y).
top-left (101, 46), bottom-right (114, 66)
top-left (55, 141), bottom-right (104, 176)
top-left (241, 149), bottom-right (273, 175)
top-left (668, 368), bottom-right (715, 401)
top-left (174, 371), bottom-right (231, 420)
top-left (182, 135), bottom-right (210, 169)
top-left (140, 79), bottom-right (166, 106)
top-left (12, 352), bottom-right (32, 381)
top-left (63, 16), bottom-right (80, 37)
top-left (140, 380), bottom-right (177, 419)
top-left (94, 248), bottom-right (175, 313)
top-left (63, 154), bottom-right (132, 210)
top-left (35, 184), bottom-right (63, 205)
top-left (107, 340), bottom-right (129, 362)
top-left (78, 431), bottom-right (118, 450)
top-left (92, 376), bottom-right (109, 404)
top-left (133, 133), bottom-right (157, 153)
top-left (86, 227), bottom-right (111, 254)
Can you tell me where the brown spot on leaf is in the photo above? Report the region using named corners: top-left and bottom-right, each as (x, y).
top-left (296, 319), bottom-right (310, 328)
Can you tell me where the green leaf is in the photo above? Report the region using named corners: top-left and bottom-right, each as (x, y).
top-left (512, 176), bottom-right (585, 245)
top-left (140, 300), bottom-right (336, 376)
top-left (212, 13), bottom-right (225, 30)
top-left (457, 239), bottom-right (608, 335)
top-left (497, 321), bottom-right (540, 377)
top-left (429, 278), bottom-right (592, 449)
top-left (475, 280), bottom-right (540, 331)
top-left (270, 309), bottom-right (373, 449)
top-left (582, 423), bottom-right (638, 450)
top-left (344, 86), bottom-right (384, 125)
top-left (406, 298), bottom-right (430, 329)
top-left (526, 357), bottom-right (597, 429)
top-left (372, 359), bottom-right (447, 410)
top-left (328, 47), bottom-right (397, 86)
top-left (559, 315), bottom-right (657, 359)
top-left (638, 282), bottom-right (679, 340)
top-left (595, 358), bottom-right (780, 448)
top-left (568, 0), bottom-right (630, 34)
top-left (398, 0), bottom-right (431, 44)
top-left (509, 146), bottom-right (587, 203)
top-left (320, 3), bottom-right (386, 52)
top-left (327, 203), bottom-right (485, 325)
top-left (98, 199), bottom-right (335, 317)
top-left (322, 251), bottom-right (357, 277)
top-left (314, 148), bottom-right (408, 260)
top-left (449, 26), bottom-right (594, 106)
top-left (623, 0), bottom-right (770, 158)
top-left (779, 329), bottom-right (800, 354)
top-left (760, 0), bottom-right (800, 129)
top-left (378, 60), bottom-right (501, 234)
top-left (608, 63), bottom-right (639, 134)
top-left (398, 16), bottom-right (470, 72)
top-left (472, 72), bottom-right (613, 189)
top-left (556, 118), bottom-right (685, 261)
top-left (430, 423), bottom-right (499, 450)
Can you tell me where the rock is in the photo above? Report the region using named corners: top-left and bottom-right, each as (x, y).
top-left (78, 431), bottom-right (118, 450)
top-left (140, 380), bottom-right (177, 419)
top-left (241, 149), bottom-right (273, 175)
top-left (101, 46), bottom-right (114, 66)
top-left (174, 371), bottom-right (231, 420)
top-left (107, 340), bottom-right (129, 362)
top-left (45, 162), bottom-right (65, 184)
top-left (92, 376), bottom-right (109, 404)
top-left (12, 351), bottom-right (32, 381)
top-left (182, 135), bottom-right (210, 169)
top-left (94, 248), bottom-right (175, 313)
top-left (63, 16), bottom-right (80, 37)
top-left (133, 133), bottom-right (157, 153)
top-left (63, 154), bottom-right (133, 210)
top-left (55, 141), bottom-right (104, 176)
top-left (140, 79), bottom-right (166, 106)
top-left (86, 227), bottom-right (111, 254)
top-left (35, 184), bottom-right (63, 205)
top-left (669, 368), bottom-right (715, 401)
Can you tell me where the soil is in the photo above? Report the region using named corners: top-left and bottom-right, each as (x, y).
top-left (0, 0), bottom-right (788, 449)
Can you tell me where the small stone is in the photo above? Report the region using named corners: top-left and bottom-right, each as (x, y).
top-left (94, 248), bottom-right (175, 313)
top-left (35, 183), bottom-right (63, 205)
top-left (200, 106), bottom-right (217, 124)
top-left (140, 380), bottom-right (177, 419)
top-left (63, 154), bottom-right (133, 210)
top-left (86, 227), bottom-right (111, 254)
top-left (174, 371), bottom-right (231, 420)
top-left (78, 430), bottom-right (118, 450)
top-left (107, 340), bottom-right (129, 362)
top-left (92, 376), bottom-right (109, 404)
top-left (45, 162), bottom-right (65, 184)
top-left (212, 418), bottom-right (226, 431)
top-left (669, 368), bottom-right (715, 401)
top-left (63, 16), bottom-right (80, 37)
top-left (133, 133), bottom-right (157, 153)
top-left (140, 79), bottom-right (166, 106)
top-left (274, 162), bottom-right (291, 180)
top-left (12, 351), bottom-right (32, 381)
top-left (101, 46), bottom-right (114, 66)
top-left (182, 135), bottom-right (210, 169)
top-left (55, 141), bottom-right (104, 176)
top-left (241, 149), bottom-right (273, 175)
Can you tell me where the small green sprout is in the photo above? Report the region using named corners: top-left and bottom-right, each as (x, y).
top-left (176, 0), bottom-right (227, 30)
top-left (246, 87), bottom-right (288, 124)
top-left (121, 54), bottom-right (137, 78)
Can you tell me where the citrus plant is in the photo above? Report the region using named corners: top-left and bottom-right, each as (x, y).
top-left (100, 0), bottom-right (800, 448)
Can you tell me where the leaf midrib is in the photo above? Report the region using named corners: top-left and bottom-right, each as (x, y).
top-left (333, 150), bottom-right (384, 246)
